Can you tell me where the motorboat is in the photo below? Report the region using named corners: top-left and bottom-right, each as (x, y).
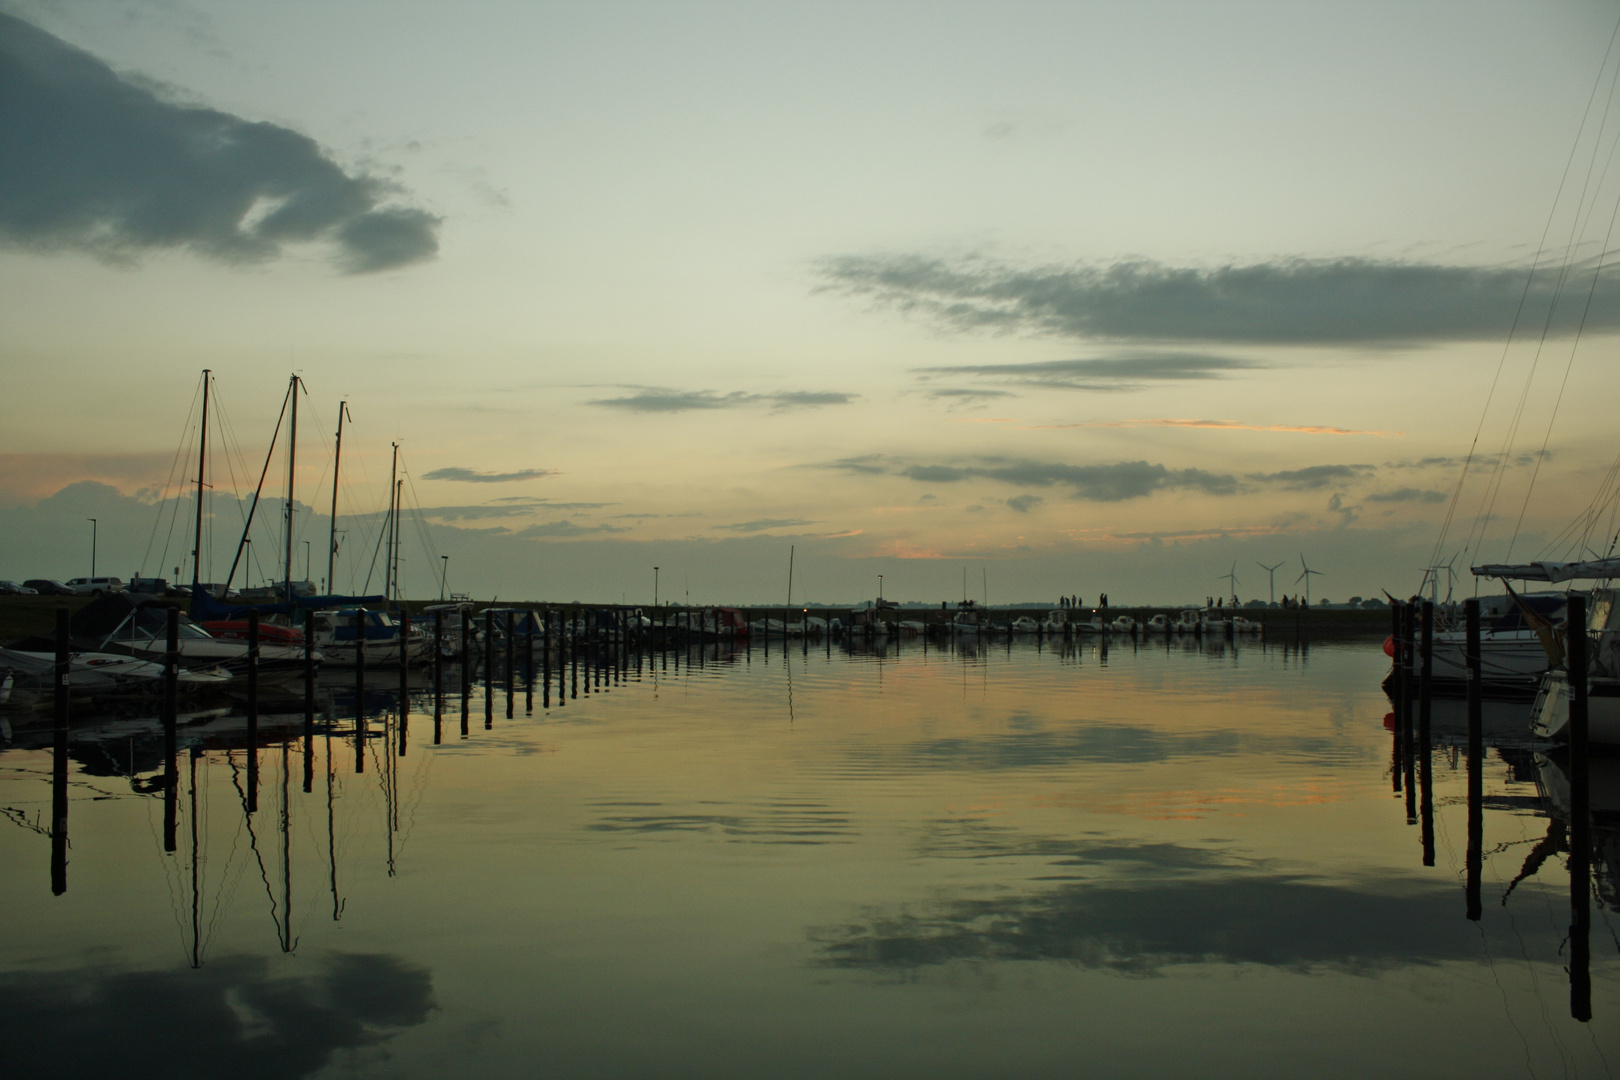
top-left (68, 594), bottom-right (315, 679)
top-left (309, 608), bottom-right (430, 667)
top-left (1171, 609), bottom-right (1204, 634)
top-left (1009, 616), bottom-right (1040, 634)
top-left (1143, 613), bottom-right (1170, 634)
top-left (1108, 614), bottom-right (1137, 634)
top-left (0, 646), bottom-right (230, 695)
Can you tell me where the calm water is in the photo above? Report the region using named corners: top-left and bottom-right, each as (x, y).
top-left (2, 635), bottom-right (1615, 1078)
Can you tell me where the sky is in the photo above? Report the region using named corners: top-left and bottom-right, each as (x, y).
top-left (5, 0), bottom-right (1620, 606)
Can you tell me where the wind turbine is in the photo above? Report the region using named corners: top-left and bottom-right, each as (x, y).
top-left (1219, 562), bottom-right (1241, 604)
top-left (1257, 561), bottom-right (1286, 605)
top-left (1296, 554), bottom-right (1324, 606)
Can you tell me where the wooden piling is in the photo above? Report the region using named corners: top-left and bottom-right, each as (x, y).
top-left (1418, 599), bottom-right (1434, 866)
top-left (398, 611), bottom-right (410, 756)
top-left (354, 608), bottom-right (366, 771)
top-left (485, 608), bottom-right (495, 728)
top-left (1401, 601), bottom-right (1417, 821)
top-left (246, 609), bottom-right (260, 813)
top-left (1567, 594), bottom-right (1592, 1022)
top-left (51, 608), bottom-right (69, 895)
top-left (163, 606), bottom-right (179, 852)
top-left (1465, 597), bottom-right (1482, 921)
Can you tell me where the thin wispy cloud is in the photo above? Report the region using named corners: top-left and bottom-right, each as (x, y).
top-left (515, 520), bottom-right (629, 537)
top-left (713, 518), bottom-right (816, 533)
top-left (419, 498), bottom-right (610, 521)
top-left (917, 353), bottom-right (1260, 392)
top-left (588, 388), bottom-right (856, 413)
top-left (1366, 488), bottom-right (1448, 504)
top-left (1081, 418), bottom-right (1401, 436)
top-left (818, 253), bottom-right (1620, 344)
top-left (0, 14), bottom-right (440, 273)
top-left (422, 467), bottom-right (557, 483)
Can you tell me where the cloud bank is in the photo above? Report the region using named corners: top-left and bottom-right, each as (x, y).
top-left (0, 13), bottom-right (440, 272)
top-left (918, 352), bottom-right (1260, 392)
top-left (818, 253), bottom-right (1620, 344)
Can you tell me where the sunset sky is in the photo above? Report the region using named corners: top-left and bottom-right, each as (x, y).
top-left (5, 0), bottom-right (1620, 605)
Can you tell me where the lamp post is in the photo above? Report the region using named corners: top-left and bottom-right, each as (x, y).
top-left (87, 518), bottom-right (97, 577)
top-left (877, 574), bottom-right (883, 602)
top-left (303, 541), bottom-right (311, 585)
top-left (654, 566), bottom-right (660, 608)
top-left (440, 555), bottom-right (449, 602)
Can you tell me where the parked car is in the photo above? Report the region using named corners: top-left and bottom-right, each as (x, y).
top-left (0, 580), bottom-right (39, 595)
top-left (65, 576), bottom-right (125, 596)
top-left (23, 579), bottom-right (74, 596)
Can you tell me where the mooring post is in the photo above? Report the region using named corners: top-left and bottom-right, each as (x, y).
top-left (485, 608), bottom-right (495, 728)
top-left (52, 607), bottom-right (70, 895)
top-left (460, 608), bottom-right (470, 737)
top-left (302, 607), bottom-right (315, 793)
top-left (1402, 601), bottom-right (1417, 821)
top-left (245, 609), bottom-right (260, 812)
top-left (398, 611), bottom-right (410, 756)
top-left (505, 611), bottom-right (515, 719)
top-left (433, 610), bottom-right (444, 745)
top-left (1465, 596), bottom-right (1482, 921)
top-left (354, 608), bottom-right (366, 773)
top-left (163, 606), bottom-right (179, 852)
top-left (1391, 600), bottom-right (1404, 794)
top-left (526, 614), bottom-right (535, 715)
top-left (1567, 593), bottom-right (1592, 1022)
top-left (1418, 599), bottom-right (1434, 866)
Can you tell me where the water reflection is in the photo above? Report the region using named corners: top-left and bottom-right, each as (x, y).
top-left (1, 635), bottom-right (1614, 1075)
top-left (0, 952), bottom-right (433, 1079)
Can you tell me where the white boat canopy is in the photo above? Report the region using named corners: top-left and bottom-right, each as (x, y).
top-left (1471, 557), bottom-right (1620, 582)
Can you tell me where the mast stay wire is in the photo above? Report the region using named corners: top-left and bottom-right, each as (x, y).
top-left (1432, 10), bottom-right (1620, 576)
top-left (142, 377), bottom-right (203, 578)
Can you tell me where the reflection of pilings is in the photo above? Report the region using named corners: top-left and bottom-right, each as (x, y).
top-left (164, 607), bottom-right (179, 852)
top-left (303, 608), bottom-right (315, 793)
top-left (1465, 598), bottom-right (1482, 921)
top-left (354, 609), bottom-right (366, 773)
top-left (247, 609), bottom-right (260, 814)
top-left (542, 610), bottom-right (552, 710)
top-left (1419, 599), bottom-right (1434, 867)
top-left (51, 607), bottom-right (69, 896)
top-left (1567, 595), bottom-right (1592, 1023)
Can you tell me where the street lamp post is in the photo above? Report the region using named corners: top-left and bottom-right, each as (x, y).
top-left (440, 555), bottom-right (449, 602)
top-left (877, 574), bottom-right (883, 602)
top-left (87, 518), bottom-right (98, 577)
top-left (654, 566), bottom-right (660, 608)
top-left (304, 541), bottom-right (311, 585)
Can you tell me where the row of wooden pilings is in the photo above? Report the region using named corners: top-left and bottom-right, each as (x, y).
top-left (1387, 594), bottom-right (1592, 1022)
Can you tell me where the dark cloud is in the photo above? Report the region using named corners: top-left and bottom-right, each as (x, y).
top-left (918, 352), bottom-right (1260, 391)
top-left (828, 455), bottom-right (891, 475)
top-left (901, 465), bottom-right (969, 483)
top-left (817, 253), bottom-right (1620, 345)
top-left (713, 518), bottom-right (816, 533)
top-left (1367, 487), bottom-right (1448, 504)
top-left (0, 14), bottom-right (440, 273)
top-left (1249, 464), bottom-right (1373, 490)
top-left (1006, 494), bottom-right (1043, 513)
top-left (421, 467), bottom-right (557, 483)
top-left (587, 388), bottom-right (856, 413)
top-left (515, 519), bottom-right (628, 537)
top-left (0, 952), bottom-right (434, 1079)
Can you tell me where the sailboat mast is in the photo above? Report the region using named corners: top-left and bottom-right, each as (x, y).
top-left (284, 375), bottom-right (299, 603)
top-left (386, 443), bottom-right (399, 600)
top-left (394, 478), bottom-right (403, 602)
top-left (193, 370), bottom-right (211, 593)
top-left (328, 402), bottom-right (348, 594)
